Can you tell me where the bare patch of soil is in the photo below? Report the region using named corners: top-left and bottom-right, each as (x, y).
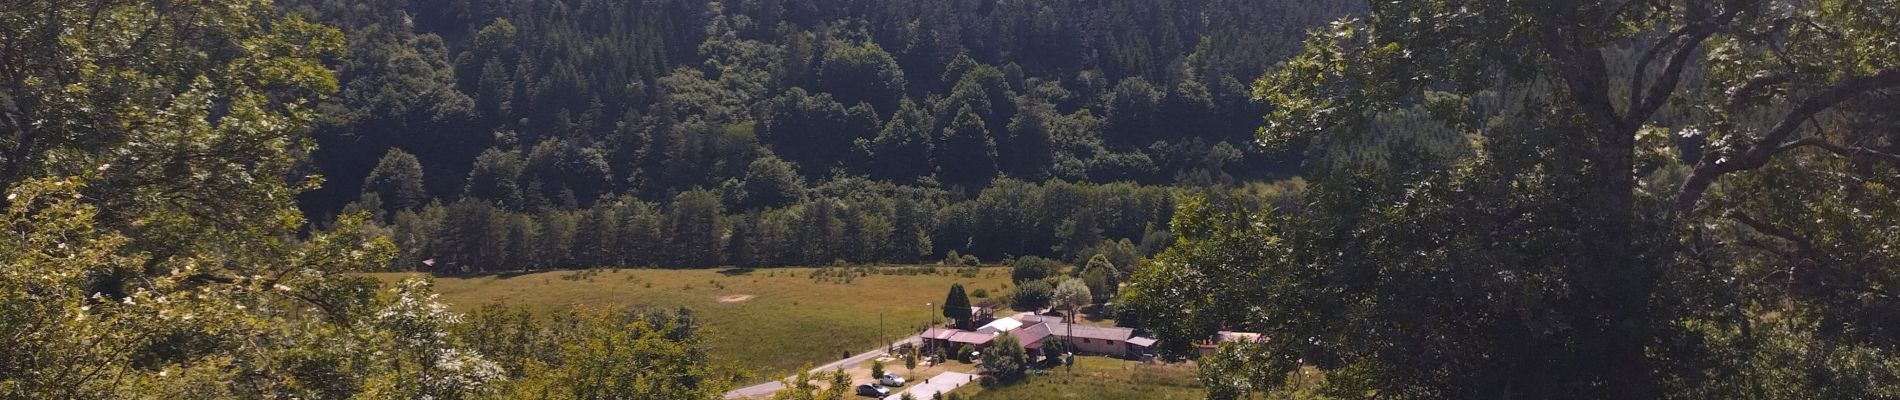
top-left (717, 294), bottom-right (757, 303)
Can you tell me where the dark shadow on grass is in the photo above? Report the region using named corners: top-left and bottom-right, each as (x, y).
top-left (489, 270), bottom-right (538, 279)
top-left (428, 268), bottom-right (556, 280)
top-left (718, 268), bottom-right (756, 276)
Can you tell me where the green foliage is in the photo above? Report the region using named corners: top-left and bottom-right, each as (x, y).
top-left (464, 148), bottom-right (526, 208)
top-left (771, 368), bottom-right (851, 400)
top-left (1128, 0), bottom-right (1900, 398)
top-left (872, 359), bottom-right (887, 380)
top-left (365, 149), bottom-right (429, 216)
top-left (666, 189), bottom-right (725, 268)
top-left (450, 304), bottom-right (735, 399)
top-left (1051, 278), bottom-right (1092, 320)
top-left (862, 99), bottom-right (937, 182)
top-left (1011, 280), bottom-right (1055, 312)
top-left (818, 41), bottom-right (908, 115)
top-left (936, 106), bottom-right (1000, 191)
top-left (275, 0), bottom-right (1368, 272)
top-left (1080, 255), bottom-right (1119, 304)
top-left (1104, 77), bottom-right (1165, 146)
top-left (1010, 256), bottom-right (1061, 283)
top-left (980, 334), bottom-right (1031, 383)
top-left (1039, 340), bottom-right (1067, 366)
top-left (740, 155), bottom-right (808, 210)
top-left (760, 88), bottom-right (881, 178)
top-left (943, 284), bottom-right (973, 329)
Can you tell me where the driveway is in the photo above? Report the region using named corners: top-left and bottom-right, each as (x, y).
top-left (884, 372), bottom-right (976, 400)
top-left (724, 336), bottom-right (921, 399)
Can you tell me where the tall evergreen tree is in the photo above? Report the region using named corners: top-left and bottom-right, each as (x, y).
top-left (665, 189), bottom-right (724, 268)
top-left (862, 99), bottom-right (936, 182)
top-left (942, 283), bottom-right (973, 329)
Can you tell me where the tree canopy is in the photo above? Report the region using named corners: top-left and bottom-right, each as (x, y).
top-left (1127, 0), bottom-right (1900, 398)
top-left (943, 283), bottom-right (973, 329)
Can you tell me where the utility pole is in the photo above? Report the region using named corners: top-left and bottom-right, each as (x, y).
top-left (881, 312), bottom-right (887, 353)
top-left (925, 302), bottom-right (935, 359)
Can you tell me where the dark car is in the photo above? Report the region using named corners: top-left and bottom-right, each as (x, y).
top-left (855, 384), bottom-right (890, 397)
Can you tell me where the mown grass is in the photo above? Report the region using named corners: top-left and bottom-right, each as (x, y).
top-left (369, 266), bottom-right (1012, 384)
top-left (959, 357), bottom-right (1206, 399)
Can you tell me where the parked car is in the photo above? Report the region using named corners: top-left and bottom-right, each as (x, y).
top-left (855, 384), bottom-right (890, 397)
top-left (879, 373), bottom-right (906, 387)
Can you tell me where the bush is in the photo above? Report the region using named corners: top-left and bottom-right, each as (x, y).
top-left (979, 334), bottom-right (1030, 383)
top-left (1011, 280), bottom-right (1054, 311)
top-left (958, 345), bottom-right (976, 363)
top-left (1010, 256), bottom-right (1061, 283)
top-left (972, 288), bottom-right (989, 298)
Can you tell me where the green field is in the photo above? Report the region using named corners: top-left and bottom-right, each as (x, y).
top-left (959, 357), bottom-right (1206, 399)
top-left (370, 267), bottom-right (1012, 382)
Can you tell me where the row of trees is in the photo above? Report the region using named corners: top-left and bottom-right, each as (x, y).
top-left (374, 178), bottom-right (1198, 273)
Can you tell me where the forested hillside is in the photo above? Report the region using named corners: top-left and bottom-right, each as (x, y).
top-left (281, 0), bottom-right (1361, 271)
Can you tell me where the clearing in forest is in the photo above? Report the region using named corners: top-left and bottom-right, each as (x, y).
top-left (370, 266), bottom-right (1011, 384)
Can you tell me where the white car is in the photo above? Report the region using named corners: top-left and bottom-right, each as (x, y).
top-left (879, 373), bottom-right (906, 387)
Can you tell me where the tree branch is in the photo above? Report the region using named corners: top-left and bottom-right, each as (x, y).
top-left (1777, 137), bottom-right (1900, 165)
top-left (1628, 25), bottom-right (1694, 114)
top-left (1626, 8), bottom-right (1742, 129)
top-left (1674, 68), bottom-right (1900, 213)
top-left (1731, 211), bottom-right (1816, 259)
top-left (1723, 73), bottom-right (1791, 112)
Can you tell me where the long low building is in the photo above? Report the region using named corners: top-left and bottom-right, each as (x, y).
top-left (921, 315), bottom-right (1157, 358)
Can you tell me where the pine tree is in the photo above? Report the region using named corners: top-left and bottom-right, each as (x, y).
top-left (942, 283), bottom-right (973, 329)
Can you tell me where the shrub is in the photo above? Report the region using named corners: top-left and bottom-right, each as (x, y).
top-left (979, 334), bottom-right (1030, 383)
top-left (972, 288), bottom-right (989, 298)
top-left (1010, 256), bottom-right (1061, 283)
top-left (1011, 280), bottom-right (1054, 311)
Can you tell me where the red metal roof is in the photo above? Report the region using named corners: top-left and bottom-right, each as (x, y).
top-left (1010, 323), bottom-right (1053, 348)
top-left (948, 331), bottom-right (996, 345)
top-left (922, 327), bottom-right (961, 340)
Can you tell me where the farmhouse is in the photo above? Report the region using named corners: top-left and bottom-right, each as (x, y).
top-left (921, 315), bottom-right (1157, 358)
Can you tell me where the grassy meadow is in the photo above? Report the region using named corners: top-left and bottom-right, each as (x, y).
top-left (370, 266), bottom-right (1012, 382)
top-left (958, 356), bottom-right (1206, 399)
